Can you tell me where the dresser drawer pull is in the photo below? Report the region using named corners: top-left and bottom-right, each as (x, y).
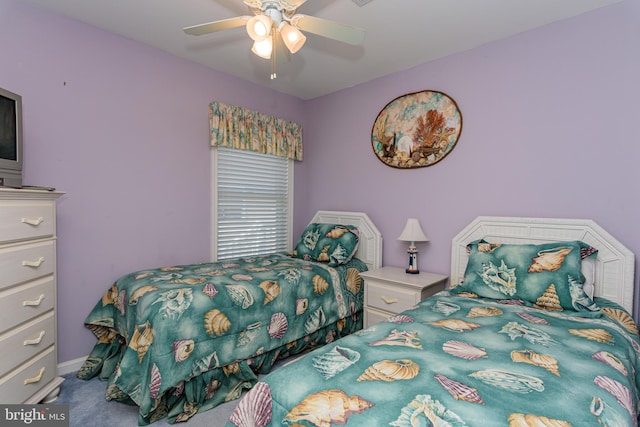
top-left (22, 257), bottom-right (45, 268)
top-left (24, 331), bottom-right (46, 346)
top-left (21, 217), bottom-right (45, 226)
top-left (380, 296), bottom-right (399, 304)
top-left (24, 367), bottom-right (46, 385)
top-left (23, 294), bottom-right (45, 307)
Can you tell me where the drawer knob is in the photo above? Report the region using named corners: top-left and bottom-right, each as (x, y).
top-left (24, 367), bottom-right (46, 385)
top-left (22, 257), bottom-right (45, 268)
top-left (21, 217), bottom-right (45, 226)
top-left (380, 296), bottom-right (399, 304)
top-left (23, 294), bottom-right (45, 307)
top-left (24, 331), bottom-right (46, 346)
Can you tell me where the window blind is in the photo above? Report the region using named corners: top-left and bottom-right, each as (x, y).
top-left (215, 147), bottom-right (291, 260)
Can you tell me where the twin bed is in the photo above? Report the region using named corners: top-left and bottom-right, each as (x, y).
top-left (79, 213), bottom-right (640, 426)
top-left (77, 211), bottom-right (382, 424)
top-left (227, 216), bottom-right (640, 427)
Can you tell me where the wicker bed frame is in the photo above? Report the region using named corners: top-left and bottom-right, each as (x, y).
top-left (311, 210), bottom-right (382, 271)
top-left (451, 216), bottom-right (635, 313)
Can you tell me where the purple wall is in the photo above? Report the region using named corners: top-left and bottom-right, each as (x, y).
top-left (1, 0), bottom-right (305, 363)
top-left (298, 1), bottom-right (640, 316)
top-left (2, 0), bottom-right (639, 365)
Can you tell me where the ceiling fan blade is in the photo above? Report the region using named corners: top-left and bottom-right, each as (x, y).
top-left (183, 16), bottom-right (251, 36)
top-left (242, 1), bottom-right (264, 10)
top-left (291, 15), bottom-right (365, 45)
top-left (244, 0), bottom-right (307, 12)
top-left (280, 0), bottom-right (308, 10)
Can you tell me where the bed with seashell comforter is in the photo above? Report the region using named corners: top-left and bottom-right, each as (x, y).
top-left (77, 211), bottom-right (382, 425)
top-left (226, 217), bottom-right (640, 427)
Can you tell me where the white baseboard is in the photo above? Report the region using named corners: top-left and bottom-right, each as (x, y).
top-left (58, 356), bottom-right (87, 376)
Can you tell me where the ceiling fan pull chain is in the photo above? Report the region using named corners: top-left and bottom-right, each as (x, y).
top-left (270, 28), bottom-right (277, 79)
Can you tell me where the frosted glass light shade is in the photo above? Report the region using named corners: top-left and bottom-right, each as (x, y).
top-left (279, 22), bottom-right (306, 54)
top-left (247, 15), bottom-right (273, 41)
top-left (252, 38), bottom-right (273, 59)
top-left (398, 218), bottom-right (429, 247)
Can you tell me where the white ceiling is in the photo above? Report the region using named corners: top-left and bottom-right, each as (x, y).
top-left (20, 0), bottom-right (621, 100)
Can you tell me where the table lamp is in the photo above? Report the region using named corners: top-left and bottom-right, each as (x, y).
top-left (397, 218), bottom-right (429, 274)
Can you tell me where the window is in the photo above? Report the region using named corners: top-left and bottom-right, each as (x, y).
top-left (212, 147), bottom-right (293, 260)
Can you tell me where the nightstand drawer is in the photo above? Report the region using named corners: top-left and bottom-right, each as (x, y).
top-left (366, 281), bottom-right (420, 314)
top-left (365, 307), bottom-right (395, 325)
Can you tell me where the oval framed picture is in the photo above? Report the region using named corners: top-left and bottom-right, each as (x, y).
top-left (371, 90), bottom-right (462, 169)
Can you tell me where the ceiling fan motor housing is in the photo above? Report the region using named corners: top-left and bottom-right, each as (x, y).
top-left (263, 6), bottom-right (284, 27)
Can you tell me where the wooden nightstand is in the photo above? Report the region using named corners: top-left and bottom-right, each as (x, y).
top-left (360, 266), bottom-right (448, 327)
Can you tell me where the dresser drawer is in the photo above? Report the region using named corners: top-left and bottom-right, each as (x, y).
top-left (0, 312), bottom-right (55, 377)
top-left (0, 241), bottom-right (55, 291)
top-left (366, 281), bottom-right (421, 314)
top-left (0, 201), bottom-right (55, 244)
top-left (0, 276), bottom-right (55, 334)
top-left (0, 345), bottom-right (56, 403)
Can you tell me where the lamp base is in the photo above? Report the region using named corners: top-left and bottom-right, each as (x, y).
top-left (406, 249), bottom-right (420, 274)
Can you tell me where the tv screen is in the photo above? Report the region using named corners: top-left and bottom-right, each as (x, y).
top-left (0, 86), bottom-right (23, 187)
top-left (0, 94), bottom-right (18, 161)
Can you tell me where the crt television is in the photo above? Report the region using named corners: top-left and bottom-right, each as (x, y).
top-left (0, 86), bottom-right (23, 187)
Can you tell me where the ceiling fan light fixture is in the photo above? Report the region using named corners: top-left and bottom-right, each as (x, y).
top-left (279, 22), bottom-right (306, 54)
top-left (251, 38), bottom-right (273, 59)
top-left (186, 0), bottom-right (366, 80)
top-left (246, 15), bottom-right (273, 41)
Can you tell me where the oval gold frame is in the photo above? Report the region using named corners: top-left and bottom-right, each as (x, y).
top-left (371, 90), bottom-right (462, 169)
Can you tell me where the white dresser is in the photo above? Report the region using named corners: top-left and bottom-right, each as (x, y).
top-left (0, 188), bottom-right (64, 403)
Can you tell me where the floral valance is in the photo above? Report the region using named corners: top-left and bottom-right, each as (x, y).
top-left (209, 101), bottom-right (303, 161)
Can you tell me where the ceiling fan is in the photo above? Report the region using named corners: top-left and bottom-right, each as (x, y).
top-left (184, 0), bottom-right (365, 79)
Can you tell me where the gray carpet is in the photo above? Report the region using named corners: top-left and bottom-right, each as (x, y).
top-left (55, 372), bottom-right (237, 426)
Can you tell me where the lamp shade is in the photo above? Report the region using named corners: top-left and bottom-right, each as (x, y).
top-left (246, 15), bottom-right (273, 41)
top-left (279, 22), bottom-right (306, 54)
top-left (397, 218), bottom-right (429, 244)
top-left (251, 38), bottom-right (273, 59)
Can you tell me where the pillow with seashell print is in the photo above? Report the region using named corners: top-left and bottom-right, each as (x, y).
top-left (290, 223), bottom-right (360, 266)
top-left (452, 239), bottom-right (599, 312)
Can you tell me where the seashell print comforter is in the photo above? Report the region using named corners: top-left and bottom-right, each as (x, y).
top-left (227, 291), bottom-right (640, 427)
top-left (77, 253), bottom-right (368, 424)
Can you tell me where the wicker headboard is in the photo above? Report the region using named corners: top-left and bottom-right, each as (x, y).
top-left (451, 216), bottom-right (635, 313)
top-left (310, 210), bottom-right (382, 270)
